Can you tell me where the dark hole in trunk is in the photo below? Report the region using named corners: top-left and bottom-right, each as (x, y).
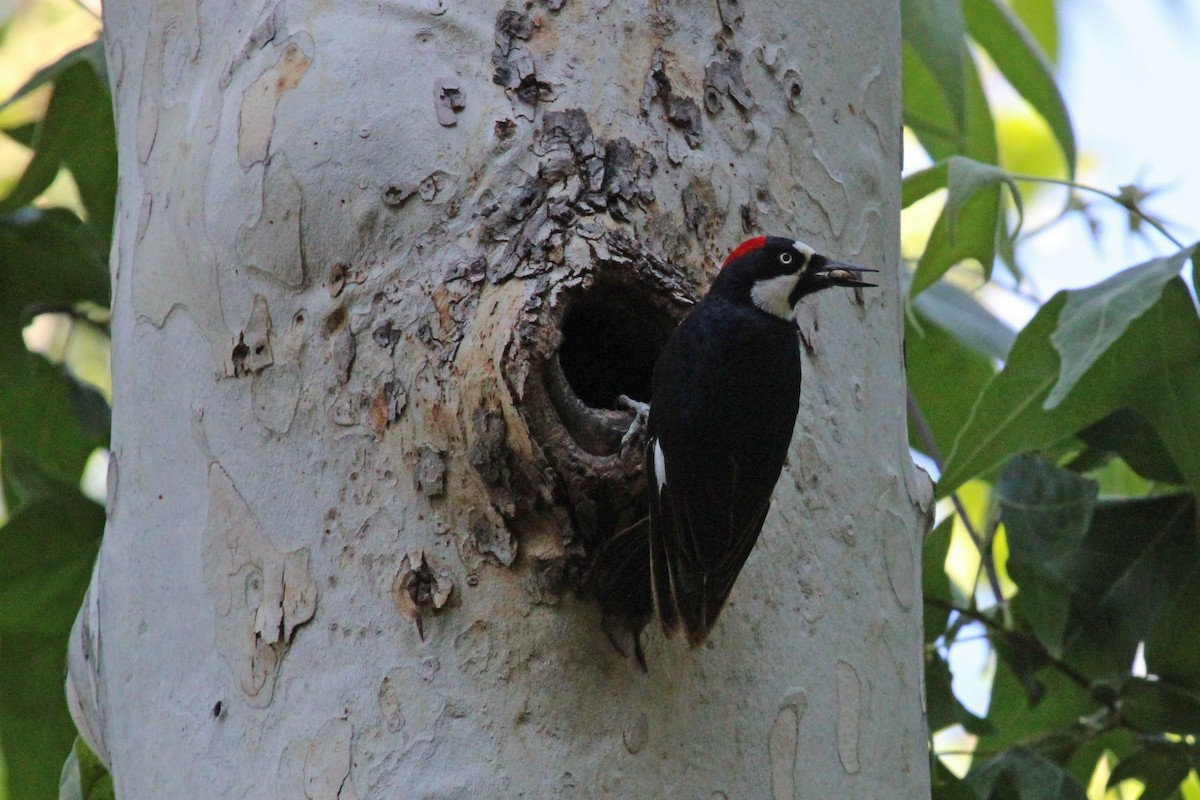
top-left (557, 282), bottom-right (674, 410)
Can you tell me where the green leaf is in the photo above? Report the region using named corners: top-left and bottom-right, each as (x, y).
top-left (1121, 677), bottom-right (1200, 737)
top-left (1011, 0), bottom-right (1059, 63)
top-left (0, 474), bottom-right (103, 800)
top-left (967, 747), bottom-right (1088, 800)
top-left (1066, 729), bottom-right (1137, 791)
top-left (1046, 246), bottom-right (1197, 410)
top-left (0, 632), bottom-right (81, 800)
top-left (946, 158), bottom-right (1024, 241)
top-left (996, 454), bottom-right (1097, 657)
top-left (912, 157), bottom-right (1015, 297)
top-left (1069, 493), bottom-right (1199, 680)
top-left (0, 56), bottom-right (117, 243)
top-left (0, 41), bottom-right (106, 111)
top-left (1107, 744), bottom-right (1192, 800)
top-left (939, 282), bottom-right (1200, 498)
top-left (912, 279), bottom-right (1016, 361)
top-left (981, 649), bottom-right (1095, 752)
top-left (1078, 409), bottom-right (1185, 486)
top-left (927, 652), bottom-right (994, 736)
top-left (924, 517), bottom-right (956, 641)
top-left (58, 738), bottom-right (114, 800)
top-left (1146, 567), bottom-right (1200, 692)
top-left (963, 0), bottom-right (1076, 177)
top-left (905, 35), bottom-right (998, 164)
top-left (0, 483), bottom-right (105, 635)
top-left (902, 0), bottom-right (968, 134)
top-left (1137, 333), bottom-right (1200, 498)
top-left (3, 122), bottom-right (36, 147)
top-left (0, 208), bottom-right (109, 483)
top-left (908, 313), bottom-right (997, 459)
top-left (903, 162), bottom-right (949, 209)
top-left (932, 758), bottom-right (982, 800)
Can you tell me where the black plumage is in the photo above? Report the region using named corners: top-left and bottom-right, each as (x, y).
top-left (590, 235), bottom-right (875, 660)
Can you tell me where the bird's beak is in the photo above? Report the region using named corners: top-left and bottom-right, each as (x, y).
top-left (815, 261), bottom-right (878, 288)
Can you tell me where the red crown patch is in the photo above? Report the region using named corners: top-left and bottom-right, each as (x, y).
top-left (721, 236), bottom-right (768, 269)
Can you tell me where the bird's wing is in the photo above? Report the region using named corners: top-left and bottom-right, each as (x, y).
top-left (648, 417), bottom-right (792, 646)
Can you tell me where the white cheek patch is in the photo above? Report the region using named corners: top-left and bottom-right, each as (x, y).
top-left (751, 272), bottom-right (802, 320)
top-left (653, 438), bottom-right (667, 491)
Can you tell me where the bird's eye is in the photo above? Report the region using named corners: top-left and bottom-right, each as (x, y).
top-left (779, 252), bottom-right (793, 265)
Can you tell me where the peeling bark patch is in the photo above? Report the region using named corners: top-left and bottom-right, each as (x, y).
top-left (682, 178), bottom-right (723, 243)
top-left (783, 70), bottom-right (804, 112)
top-left (769, 700), bottom-right (802, 800)
top-left (381, 182), bottom-right (416, 208)
top-left (220, 8), bottom-right (277, 90)
top-left (370, 380), bottom-right (407, 436)
top-left (622, 713), bottom-right (648, 754)
top-left (251, 364), bottom-right (301, 433)
top-left (482, 109), bottom-right (656, 283)
top-left (469, 507), bottom-right (517, 566)
top-left (704, 50), bottom-right (753, 114)
top-left (324, 306), bottom-right (348, 335)
top-left (328, 263), bottom-right (348, 297)
top-left (304, 719), bottom-right (356, 800)
top-left (492, 9), bottom-right (550, 105)
top-left (278, 718), bottom-right (356, 800)
top-left (236, 154), bottom-right (305, 286)
top-left (796, 550), bottom-right (830, 622)
top-left (414, 446), bottom-right (447, 497)
top-left (227, 294), bottom-right (274, 377)
top-left (836, 660), bottom-right (862, 774)
top-left (641, 49), bottom-right (702, 150)
top-left (467, 401), bottom-right (511, 490)
top-left (238, 41), bottom-right (312, 168)
top-left (521, 555), bottom-right (569, 604)
top-left (136, 192), bottom-right (153, 241)
top-left (136, 97), bottom-right (158, 164)
top-left (203, 464), bottom-right (317, 706)
top-left (379, 665), bottom-right (446, 748)
top-left (433, 77), bottom-right (466, 126)
top-left (392, 548), bottom-right (454, 639)
top-left (67, 575), bottom-right (108, 766)
top-left (494, 118), bottom-right (516, 139)
top-left (331, 323), bottom-right (356, 384)
top-left (882, 508), bottom-right (916, 610)
top-left (716, 0), bottom-right (744, 28)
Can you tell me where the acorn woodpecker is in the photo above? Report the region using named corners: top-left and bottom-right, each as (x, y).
top-left (593, 236), bottom-right (875, 659)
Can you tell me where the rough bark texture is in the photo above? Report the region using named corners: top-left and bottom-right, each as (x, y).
top-left (72, 0), bottom-right (931, 796)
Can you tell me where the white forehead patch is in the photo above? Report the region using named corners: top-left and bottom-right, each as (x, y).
top-left (792, 240), bottom-right (816, 259)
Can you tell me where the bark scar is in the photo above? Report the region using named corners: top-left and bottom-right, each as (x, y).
top-left (203, 463), bottom-right (317, 706)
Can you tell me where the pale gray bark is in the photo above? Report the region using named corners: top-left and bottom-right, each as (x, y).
top-left (70, 0), bottom-right (930, 796)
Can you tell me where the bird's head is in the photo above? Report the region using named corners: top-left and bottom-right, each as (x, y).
top-left (713, 235), bottom-right (877, 320)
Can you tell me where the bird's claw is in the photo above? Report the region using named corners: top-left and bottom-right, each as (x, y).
top-left (617, 394), bottom-right (650, 452)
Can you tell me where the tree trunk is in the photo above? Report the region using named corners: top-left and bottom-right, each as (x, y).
top-left (70, 0), bottom-right (930, 795)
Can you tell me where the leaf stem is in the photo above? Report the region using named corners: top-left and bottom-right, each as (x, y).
top-left (1007, 173), bottom-right (1186, 249)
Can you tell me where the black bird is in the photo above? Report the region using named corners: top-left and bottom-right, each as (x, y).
top-left (593, 236), bottom-right (875, 659)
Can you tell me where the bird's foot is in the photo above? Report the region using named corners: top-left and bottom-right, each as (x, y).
top-left (617, 395), bottom-right (650, 452)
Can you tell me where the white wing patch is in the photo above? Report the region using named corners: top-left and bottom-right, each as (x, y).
top-left (653, 438), bottom-right (667, 491)
top-left (750, 272), bottom-right (801, 320)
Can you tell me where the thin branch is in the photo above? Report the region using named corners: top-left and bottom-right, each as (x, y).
top-left (924, 596), bottom-right (1093, 695)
